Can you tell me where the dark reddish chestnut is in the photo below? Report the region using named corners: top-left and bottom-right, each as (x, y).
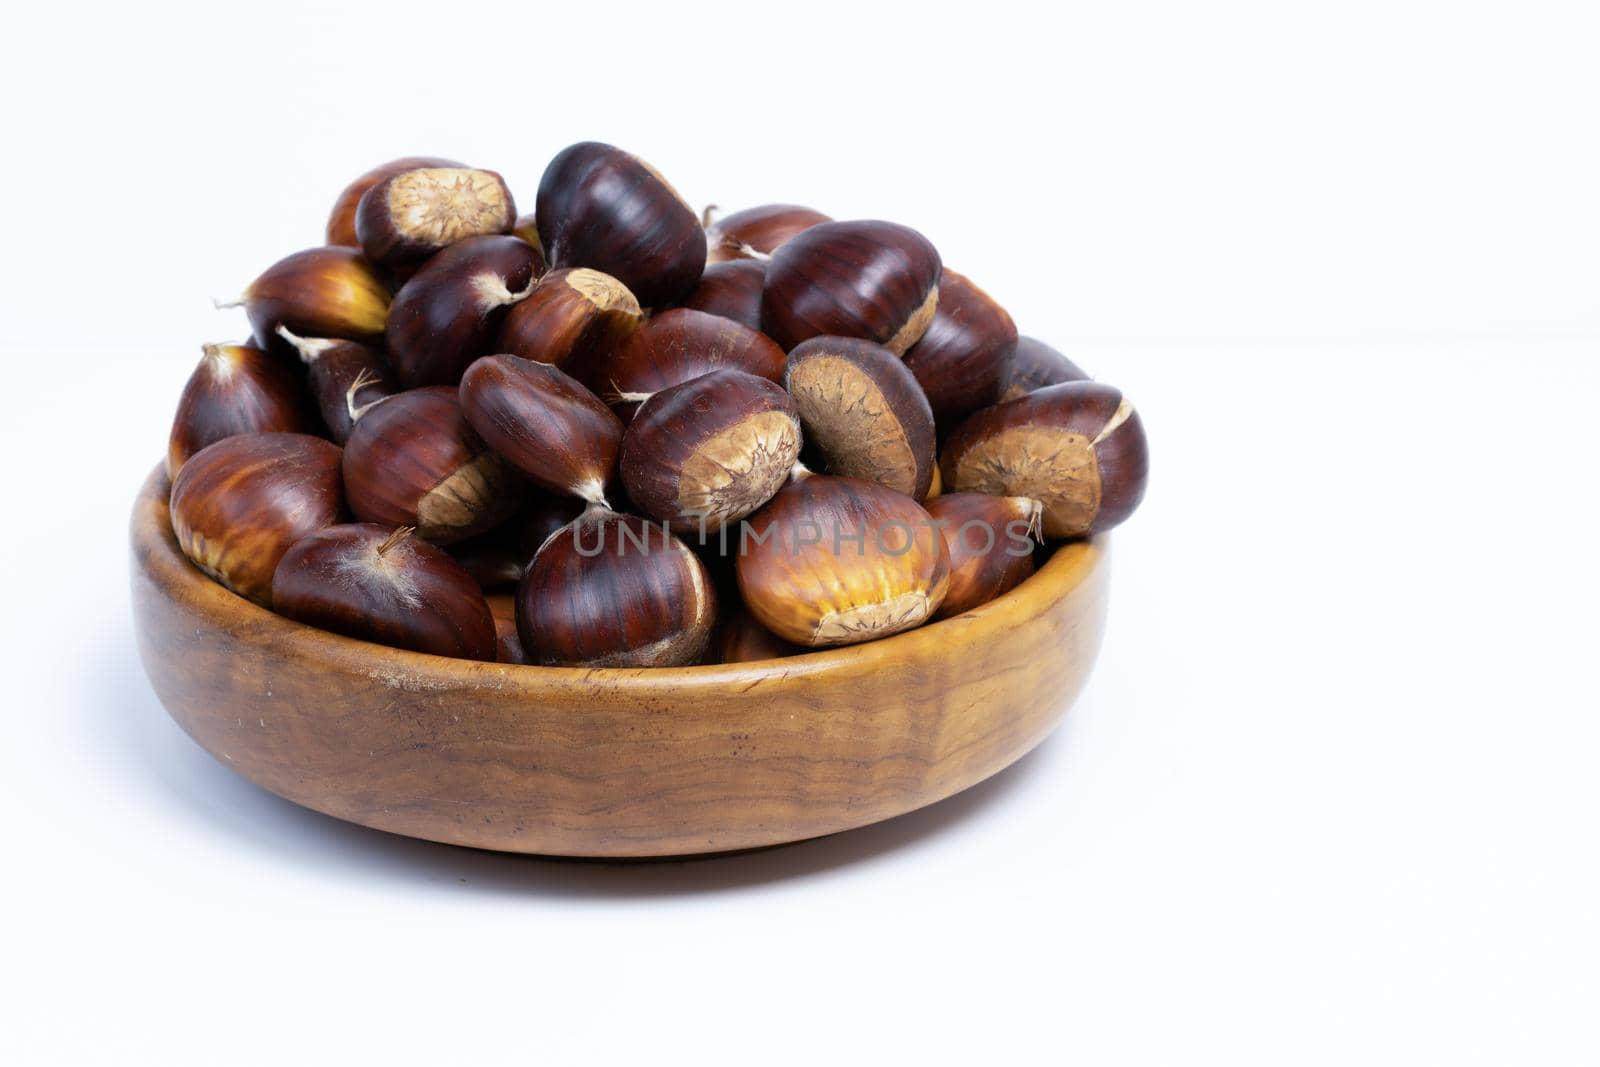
top-left (516, 508), bottom-right (716, 667)
top-left (678, 259), bottom-right (765, 331)
top-left (1000, 337), bottom-right (1091, 401)
top-left (704, 203), bottom-right (831, 263)
top-left (355, 166), bottom-right (516, 270)
top-left (167, 343), bottom-right (309, 478)
top-left (713, 604), bottom-right (802, 663)
top-left (620, 369), bottom-right (802, 533)
top-left (271, 524), bottom-right (497, 661)
top-left (326, 156), bottom-right (466, 247)
top-left (458, 355), bottom-right (622, 505)
top-left (784, 336), bottom-right (936, 499)
top-left (903, 269), bottom-right (1018, 426)
top-left (495, 267), bottom-right (642, 382)
top-left (535, 142), bottom-right (705, 307)
top-left (169, 432), bottom-right (345, 606)
top-left (941, 381), bottom-right (1148, 538)
top-left (342, 386), bottom-right (520, 544)
top-left (385, 234), bottom-right (544, 388)
top-left (517, 491), bottom-right (587, 560)
top-left (924, 494), bottom-right (1041, 619)
top-left (761, 220), bottom-right (942, 355)
top-left (274, 327), bottom-right (396, 444)
top-left (735, 474), bottom-right (949, 647)
top-left (224, 247), bottom-right (390, 350)
top-left (590, 308), bottom-right (786, 422)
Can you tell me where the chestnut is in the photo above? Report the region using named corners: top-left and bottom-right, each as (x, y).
top-left (678, 259), bottom-right (765, 331)
top-left (224, 246), bottom-right (390, 351)
top-left (735, 474), bottom-right (949, 647)
top-left (761, 220), bottom-right (941, 355)
top-left (1000, 337), bottom-right (1090, 401)
top-left (517, 490), bottom-right (587, 560)
top-left (495, 267), bottom-right (642, 383)
top-left (704, 203), bottom-right (831, 263)
top-left (783, 336), bottom-right (936, 499)
top-left (167, 343), bottom-right (309, 478)
top-left (354, 166), bottom-right (516, 270)
top-left (620, 368), bottom-right (802, 533)
top-left (385, 234), bottom-right (544, 388)
top-left (713, 604), bottom-right (802, 663)
top-left (940, 381), bottom-right (1149, 538)
top-left (342, 386), bottom-right (521, 543)
top-left (924, 494), bottom-right (1041, 619)
top-left (536, 142), bottom-right (705, 307)
top-left (903, 269), bottom-right (1018, 427)
top-left (274, 327), bottom-right (396, 444)
top-left (591, 308), bottom-right (786, 422)
top-left (516, 507), bottom-right (716, 667)
top-left (271, 524), bottom-right (497, 661)
top-left (458, 355), bottom-right (622, 505)
top-left (325, 155), bottom-right (465, 247)
top-left (169, 432), bottom-right (345, 606)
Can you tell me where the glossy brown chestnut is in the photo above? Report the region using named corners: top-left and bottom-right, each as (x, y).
top-left (383, 234), bottom-right (543, 388)
top-left (735, 474), bottom-right (949, 647)
top-left (620, 368), bottom-right (802, 532)
top-left (355, 166), bottom-right (516, 270)
top-left (228, 247), bottom-right (390, 350)
top-left (494, 267), bottom-right (642, 383)
top-left (516, 507), bottom-right (716, 667)
top-left (678, 259), bottom-right (766, 331)
top-left (713, 603), bottom-right (803, 663)
top-left (342, 386), bottom-right (520, 544)
top-left (941, 381), bottom-right (1149, 538)
top-left (761, 220), bottom-right (942, 355)
top-left (485, 593), bottom-right (526, 664)
top-left (325, 156), bottom-right (466, 247)
top-left (273, 327), bottom-right (394, 444)
top-left (536, 142), bottom-right (706, 307)
top-left (784, 336), bottom-right (936, 500)
top-left (704, 203), bottom-right (832, 263)
top-left (591, 308), bottom-right (786, 422)
top-left (903, 269), bottom-right (1018, 427)
top-left (167, 343), bottom-right (309, 478)
top-left (517, 490), bottom-right (588, 560)
top-left (271, 524), bottom-right (497, 661)
top-left (924, 494), bottom-right (1041, 619)
top-left (457, 355), bottom-right (622, 504)
top-left (169, 432), bottom-right (345, 606)
top-left (999, 336), bottom-right (1091, 401)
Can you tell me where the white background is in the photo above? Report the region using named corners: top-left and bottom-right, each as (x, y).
top-left (2, 1), bottom-right (1597, 1063)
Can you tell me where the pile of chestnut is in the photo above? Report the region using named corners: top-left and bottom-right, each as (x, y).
top-left (167, 143), bottom-right (1149, 667)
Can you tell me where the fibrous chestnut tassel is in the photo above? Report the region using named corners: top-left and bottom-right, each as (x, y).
top-left (591, 308), bottom-right (786, 423)
top-left (736, 473), bottom-right (949, 647)
top-left (536, 142), bottom-right (706, 307)
top-left (678, 259), bottom-right (766, 332)
top-left (761, 220), bottom-right (942, 355)
top-left (924, 494), bottom-right (1041, 619)
top-left (325, 156), bottom-right (466, 247)
top-left (223, 247), bottom-right (390, 351)
top-left (516, 508), bottom-right (716, 667)
top-left (355, 166), bottom-right (516, 271)
top-left (271, 524), bottom-right (497, 661)
top-left (620, 368), bottom-right (802, 532)
top-left (940, 380), bottom-right (1149, 538)
top-left (903, 269), bottom-right (1018, 427)
top-left (169, 432), bottom-right (345, 606)
top-left (999, 336), bottom-right (1090, 401)
top-left (342, 386), bottom-right (521, 543)
top-left (703, 203), bottom-right (831, 263)
top-left (784, 336), bottom-right (936, 499)
top-left (495, 268), bottom-right (642, 383)
top-left (167, 343), bottom-right (309, 478)
top-left (385, 234), bottom-right (544, 388)
top-left (713, 604), bottom-right (802, 663)
top-left (274, 327), bottom-right (396, 444)
top-left (458, 355), bottom-right (622, 505)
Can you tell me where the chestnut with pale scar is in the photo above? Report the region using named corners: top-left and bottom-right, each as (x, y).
top-left (355, 167), bottom-right (516, 269)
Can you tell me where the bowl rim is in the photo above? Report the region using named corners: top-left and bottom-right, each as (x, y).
top-left (133, 464), bottom-right (1105, 693)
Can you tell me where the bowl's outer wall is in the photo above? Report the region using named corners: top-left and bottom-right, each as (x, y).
top-left (131, 467), bottom-right (1109, 857)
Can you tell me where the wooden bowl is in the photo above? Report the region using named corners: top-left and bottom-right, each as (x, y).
top-left (130, 466), bottom-right (1109, 858)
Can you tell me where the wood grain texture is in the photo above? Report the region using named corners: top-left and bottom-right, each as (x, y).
top-left (130, 465), bottom-right (1109, 858)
